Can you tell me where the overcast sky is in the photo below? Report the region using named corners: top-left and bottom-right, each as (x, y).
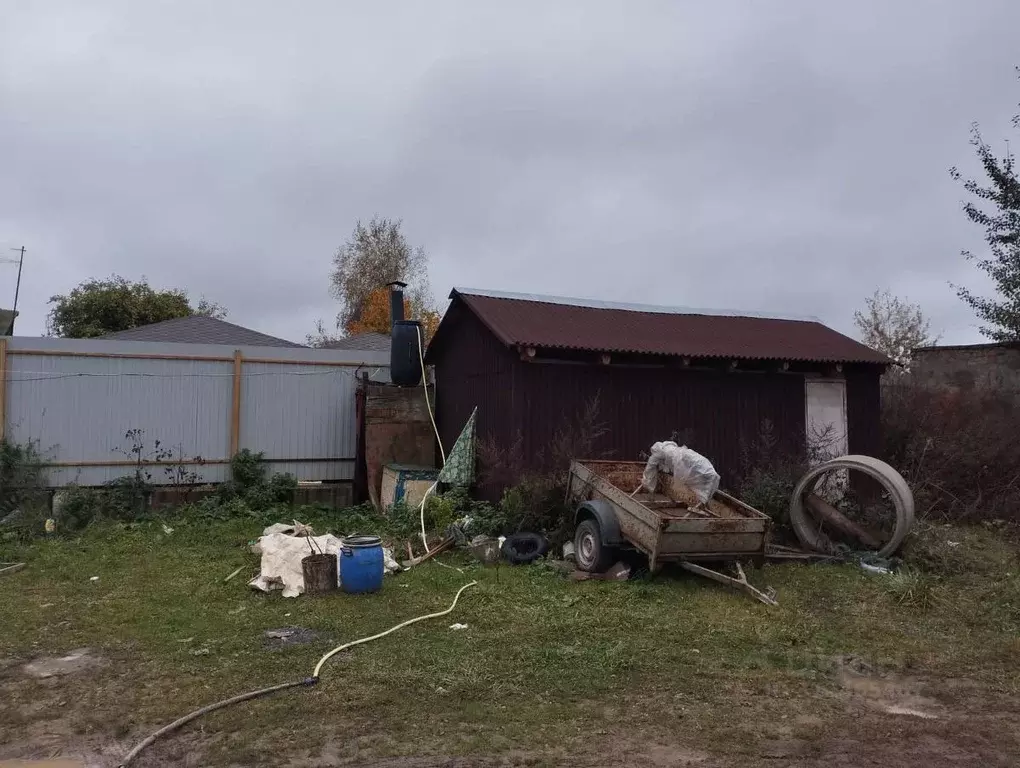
top-left (2, 1), bottom-right (1019, 344)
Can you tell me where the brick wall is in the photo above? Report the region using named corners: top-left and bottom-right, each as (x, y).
top-left (911, 343), bottom-right (1020, 397)
top-left (363, 382), bottom-right (436, 508)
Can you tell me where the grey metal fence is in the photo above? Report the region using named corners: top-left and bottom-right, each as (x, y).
top-left (0, 336), bottom-right (389, 487)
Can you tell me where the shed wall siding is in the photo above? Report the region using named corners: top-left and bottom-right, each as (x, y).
top-left (433, 304), bottom-right (520, 461)
top-left (431, 306), bottom-right (885, 496)
top-left (513, 362), bottom-right (806, 489)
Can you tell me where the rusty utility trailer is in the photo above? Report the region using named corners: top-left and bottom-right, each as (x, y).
top-left (567, 460), bottom-right (776, 604)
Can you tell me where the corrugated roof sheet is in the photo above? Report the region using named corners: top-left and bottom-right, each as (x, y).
top-left (101, 315), bottom-right (304, 347)
top-left (450, 289), bottom-right (888, 365)
top-left (322, 332), bottom-right (392, 352)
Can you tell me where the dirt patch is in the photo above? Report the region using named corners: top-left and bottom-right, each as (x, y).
top-left (636, 744), bottom-right (711, 766)
top-left (22, 650), bottom-right (105, 680)
top-left (835, 654), bottom-right (946, 721)
top-left (263, 627), bottom-right (320, 649)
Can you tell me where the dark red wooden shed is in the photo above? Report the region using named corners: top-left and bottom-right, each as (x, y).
top-left (425, 289), bottom-right (889, 494)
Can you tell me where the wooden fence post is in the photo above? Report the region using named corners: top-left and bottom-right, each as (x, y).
top-left (230, 349), bottom-right (243, 456)
top-left (0, 338), bottom-right (7, 443)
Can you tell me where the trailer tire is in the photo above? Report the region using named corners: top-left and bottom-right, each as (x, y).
top-left (575, 519), bottom-right (615, 573)
top-left (501, 533), bottom-right (548, 564)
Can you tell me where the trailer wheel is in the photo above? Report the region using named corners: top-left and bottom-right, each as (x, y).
top-left (575, 518), bottom-right (614, 573)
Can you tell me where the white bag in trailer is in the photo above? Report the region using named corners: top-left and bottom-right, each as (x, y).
top-left (640, 441), bottom-right (720, 506)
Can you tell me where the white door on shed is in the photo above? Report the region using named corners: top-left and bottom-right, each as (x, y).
top-left (804, 379), bottom-right (848, 462)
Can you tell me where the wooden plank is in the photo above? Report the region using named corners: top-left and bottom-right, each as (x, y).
top-left (12, 347), bottom-right (379, 368)
top-left (633, 494), bottom-right (679, 509)
top-left (230, 349), bottom-right (243, 456)
top-left (40, 456), bottom-right (354, 468)
top-left (402, 535), bottom-right (455, 567)
top-left (716, 489), bottom-right (770, 520)
top-left (659, 532), bottom-right (766, 555)
top-left (242, 356), bottom-right (381, 368)
top-left (0, 337), bottom-right (6, 443)
top-left (0, 562), bottom-right (26, 577)
top-left (661, 518), bottom-right (769, 534)
top-left (14, 348), bottom-right (234, 362)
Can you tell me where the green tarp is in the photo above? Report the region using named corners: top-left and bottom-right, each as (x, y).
top-left (437, 407), bottom-right (476, 487)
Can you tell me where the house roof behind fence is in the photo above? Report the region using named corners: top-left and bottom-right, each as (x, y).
top-left (101, 315), bottom-right (304, 347)
top-left (442, 288), bottom-right (888, 365)
top-left (321, 332), bottom-right (392, 352)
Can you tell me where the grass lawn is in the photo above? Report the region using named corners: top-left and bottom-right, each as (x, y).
top-left (1, 515), bottom-right (1019, 767)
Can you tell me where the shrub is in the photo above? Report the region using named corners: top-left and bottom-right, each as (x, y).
top-left (496, 475), bottom-right (571, 542)
top-left (0, 438), bottom-right (47, 518)
top-left (103, 475), bottom-right (150, 520)
top-left (881, 382), bottom-right (1020, 522)
top-left (53, 486), bottom-right (102, 531)
top-left (268, 472), bottom-right (298, 505)
top-left (196, 451), bottom-right (298, 518)
top-left (181, 496), bottom-right (253, 521)
top-left (425, 487), bottom-right (506, 538)
top-left (230, 449), bottom-right (267, 491)
top-left (476, 395), bottom-right (607, 542)
top-left (735, 420), bottom-right (818, 535)
top-left (0, 438), bottom-right (52, 541)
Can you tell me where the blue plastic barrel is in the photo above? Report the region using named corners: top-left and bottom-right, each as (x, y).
top-left (339, 535), bottom-right (385, 594)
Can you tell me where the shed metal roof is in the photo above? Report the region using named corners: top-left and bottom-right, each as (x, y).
top-left (101, 315), bottom-right (304, 348)
top-left (441, 288), bottom-right (888, 365)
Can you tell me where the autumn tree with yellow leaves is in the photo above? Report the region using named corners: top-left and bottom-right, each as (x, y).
top-left (344, 286), bottom-right (440, 340)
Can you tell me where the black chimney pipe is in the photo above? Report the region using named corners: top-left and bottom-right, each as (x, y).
top-left (387, 281), bottom-right (407, 329)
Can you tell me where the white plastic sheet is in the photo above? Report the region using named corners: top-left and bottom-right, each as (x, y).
top-left (640, 441), bottom-right (720, 506)
top-left (249, 527), bottom-right (401, 598)
top-left (249, 532), bottom-right (343, 598)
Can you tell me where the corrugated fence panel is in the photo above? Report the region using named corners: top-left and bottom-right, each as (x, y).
top-left (239, 363), bottom-right (361, 481)
top-left (2, 337), bottom-right (390, 488)
top-left (6, 352), bottom-right (233, 486)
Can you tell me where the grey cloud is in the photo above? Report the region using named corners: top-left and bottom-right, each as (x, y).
top-left (1, 0), bottom-right (1019, 344)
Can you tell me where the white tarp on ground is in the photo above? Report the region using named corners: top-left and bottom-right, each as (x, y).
top-left (249, 525), bottom-right (400, 598)
top-left (641, 441), bottom-right (721, 506)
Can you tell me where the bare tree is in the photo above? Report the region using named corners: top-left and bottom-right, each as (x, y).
top-left (305, 318), bottom-right (339, 348)
top-left (853, 289), bottom-right (937, 372)
top-left (309, 216), bottom-right (436, 345)
top-left (194, 297), bottom-right (228, 320)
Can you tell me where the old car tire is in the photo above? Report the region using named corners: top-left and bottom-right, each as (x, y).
top-left (501, 533), bottom-right (548, 564)
top-left (575, 519), bottom-right (614, 573)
